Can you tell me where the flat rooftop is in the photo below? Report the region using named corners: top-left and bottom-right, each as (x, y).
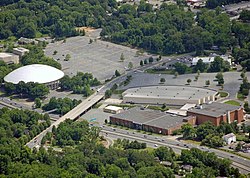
top-left (0, 52), bottom-right (12, 58)
top-left (111, 107), bottom-right (191, 129)
top-left (188, 102), bottom-right (242, 117)
top-left (123, 86), bottom-right (217, 100)
top-left (13, 47), bottom-right (29, 52)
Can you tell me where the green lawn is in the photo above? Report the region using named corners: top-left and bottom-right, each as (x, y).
top-left (147, 105), bottom-right (169, 111)
top-left (237, 93), bottom-right (246, 101)
top-left (219, 91), bottom-right (228, 97)
top-left (224, 100), bottom-right (241, 106)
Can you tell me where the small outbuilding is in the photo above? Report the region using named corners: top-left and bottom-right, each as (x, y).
top-left (103, 105), bottom-right (123, 114)
top-left (0, 52), bottom-right (19, 64)
top-left (222, 133), bottom-right (236, 145)
top-left (13, 47), bottom-right (29, 57)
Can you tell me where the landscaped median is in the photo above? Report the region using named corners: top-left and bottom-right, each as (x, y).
top-left (224, 100), bottom-right (241, 106)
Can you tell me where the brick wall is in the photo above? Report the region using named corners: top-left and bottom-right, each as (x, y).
top-left (187, 111), bottom-right (220, 126)
top-left (187, 108), bottom-right (244, 126)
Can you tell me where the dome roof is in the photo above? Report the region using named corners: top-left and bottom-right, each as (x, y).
top-left (4, 64), bottom-right (64, 84)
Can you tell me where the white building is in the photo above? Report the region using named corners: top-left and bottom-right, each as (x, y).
top-left (0, 52), bottom-right (19, 64)
top-left (104, 105), bottom-right (123, 114)
top-left (222, 133), bottom-right (236, 145)
top-left (192, 54), bottom-right (232, 66)
top-left (13, 47), bottom-right (29, 57)
top-left (4, 64), bottom-right (64, 89)
top-left (123, 86), bottom-right (217, 106)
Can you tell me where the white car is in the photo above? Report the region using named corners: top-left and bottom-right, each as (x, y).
top-left (154, 144), bottom-right (158, 147)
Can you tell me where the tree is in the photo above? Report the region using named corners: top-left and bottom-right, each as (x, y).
top-left (181, 123), bottom-right (196, 140)
top-left (65, 54), bottom-right (71, 61)
top-left (174, 62), bottom-right (188, 74)
top-left (149, 57), bottom-right (154, 63)
top-left (187, 79), bottom-right (192, 85)
top-left (34, 98), bottom-right (41, 108)
top-left (89, 39), bottom-right (93, 44)
top-left (174, 72), bottom-right (179, 78)
top-left (120, 53), bottom-right (125, 62)
top-left (196, 121), bottom-right (216, 140)
top-left (115, 70), bottom-right (121, 77)
top-left (140, 60), bottom-right (143, 66)
top-left (160, 78), bottom-right (165, 83)
top-left (105, 90), bottom-right (112, 98)
top-left (235, 142), bottom-right (242, 152)
top-left (144, 59), bottom-right (148, 65)
top-left (241, 59), bottom-right (250, 71)
top-left (244, 102), bottom-right (250, 114)
top-left (240, 70), bottom-right (246, 79)
top-left (208, 56), bottom-right (230, 72)
top-left (205, 80), bottom-right (210, 86)
top-left (215, 72), bottom-right (224, 86)
top-left (154, 146), bottom-right (175, 162)
top-left (197, 70), bottom-right (201, 76)
top-left (194, 75), bottom-right (199, 81)
top-left (53, 50), bottom-right (58, 55)
top-left (106, 164), bottom-right (123, 178)
top-left (128, 62), bottom-right (133, 69)
top-left (201, 134), bottom-right (223, 148)
top-left (194, 59), bottom-right (207, 73)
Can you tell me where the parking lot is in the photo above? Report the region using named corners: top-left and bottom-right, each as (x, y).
top-left (120, 71), bottom-right (250, 102)
top-left (45, 30), bottom-right (150, 81)
top-left (78, 108), bottom-right (112, 126)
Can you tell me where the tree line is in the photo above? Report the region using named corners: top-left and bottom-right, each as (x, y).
top-left (42, 97), bottom-right (81, 115)
top-left (101, 4), bottom-right (233, 56)
top-left (59, 72), bottom-right (101, 97)
top-left (0, 0), bottom-right (117, 39)
top-left (180, 121), bottom-right (250, 148)
top-left (5, 81), bottom-right (49, 99)
top-left (0, 113), bottom-right (246, 177)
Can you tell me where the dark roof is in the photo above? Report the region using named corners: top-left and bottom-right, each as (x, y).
top-left (111, 107), bottom-right (192, 129)
top-left (188, 102), bottom-right (242, 117)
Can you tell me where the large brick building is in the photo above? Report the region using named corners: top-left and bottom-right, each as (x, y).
top-left (187, 102), bottom-right (244, 126)
top-left (110, 107), bottom-right (196, 135)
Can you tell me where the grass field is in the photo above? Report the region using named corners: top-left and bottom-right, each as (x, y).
top-left (224, 100), bottom-right (241, 106)
top-left (219, 91), bottom-right (228, 97)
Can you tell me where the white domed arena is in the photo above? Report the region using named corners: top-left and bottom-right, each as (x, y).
top-left (4, 64), bottom-right (64, 89)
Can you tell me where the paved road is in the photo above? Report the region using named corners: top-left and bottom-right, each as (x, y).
top-left (26, 93), bottom-right (104, 148)
top-left (224, 1), bottom-right (250, 11)
top-left (100, 126), bottom-right (250, 174)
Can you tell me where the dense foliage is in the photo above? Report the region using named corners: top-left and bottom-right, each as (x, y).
top-left (59, 72), bottom-right (101, 96)
top-left (5, 81), bottom-right (49, 99)
top-left (0, 107), bottom-right (51, 174)
top-left (4, 81), bottom-right (48, 98)
top-left (42, 97), bottom-right (81, 115)
top-left (101, 4), bottom-right (234, 55)
top-left (0, 0), bottom-right (117, 39)
top-left (1, 117), bottom-right (244, 177)
top-left (0, 61), bottom-right (19, 85)
top-left (181, 121), bottom-right (243, 147)
top-left (21, 46), bottom-right (62, 69)
top-left (181, 148), bottom-right (235, 177)
top-left (113, 139), bottom-right (147, 150)
top-left (232, 19), bottom-right (250, 70)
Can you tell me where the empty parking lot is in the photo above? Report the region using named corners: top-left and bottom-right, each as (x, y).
top-left (45, 30), bottom-right (150, 81)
